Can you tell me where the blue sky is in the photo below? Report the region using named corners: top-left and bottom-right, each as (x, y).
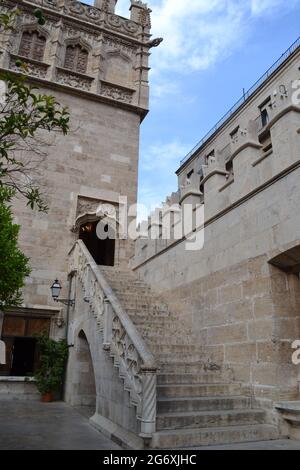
top-left (86, 0), bottom-right (300, 213)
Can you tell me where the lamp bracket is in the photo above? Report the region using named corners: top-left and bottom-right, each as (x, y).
top-left (54, 299), bottom-right (75, 307)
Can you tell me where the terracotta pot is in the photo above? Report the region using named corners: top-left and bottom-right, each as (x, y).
top-left (41, 392), bottom-right (53, 403)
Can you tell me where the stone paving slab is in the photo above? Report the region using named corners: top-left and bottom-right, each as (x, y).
top-left (0, 401), bottom-right (121, 450)
top-left (188, 439), bottom-right (300, 450)
top-left (1, 400), bottom-right (299, 450)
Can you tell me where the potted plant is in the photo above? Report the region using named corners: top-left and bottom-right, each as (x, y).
top-left (34, 335), bottom-right (68, 402)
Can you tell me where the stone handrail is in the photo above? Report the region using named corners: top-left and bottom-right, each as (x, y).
top-left (69, 240), bottom-right (157, 438)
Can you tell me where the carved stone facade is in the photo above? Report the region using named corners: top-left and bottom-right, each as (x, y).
top-left (0, 2), bottom-right (156, 441)
top-left (1, 0), bottom-right (159, 110)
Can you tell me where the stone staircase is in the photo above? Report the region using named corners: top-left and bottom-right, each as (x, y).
top-left (101, 266), bottom-right (279, 448)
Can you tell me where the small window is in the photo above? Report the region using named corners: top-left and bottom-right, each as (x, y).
top-left (64, 44), bottom-right (88, 74)
top-left (19, 31), bottom-right (46, 62)
top-left (187, 169), bottom-right (194, 180)
top-left (225, 159), bottom-right (234, 181)
top-left (259, 131), bottom-right (273, 155)
top-left (230, 126), bottom-right (239, 143)
top-left (261, 108), bottom-right (269, 128)
top-left (258, 97), bottom-right (271, 130)
top-left (205, 150), bottom-right (215, 165)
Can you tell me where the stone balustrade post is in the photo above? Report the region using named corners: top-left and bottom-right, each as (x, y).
top-left (140, 367), bottom-right (157, 438)
top-left (103, 298), bottom-right (113, 350)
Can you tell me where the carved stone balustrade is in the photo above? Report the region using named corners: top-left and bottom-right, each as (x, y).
top-left (69, 240), bottom-right (157, 438)
top-left (9, 54), bottom-right (50, 79)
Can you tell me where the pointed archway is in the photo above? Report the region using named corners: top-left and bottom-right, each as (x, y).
top-left (72, 330), bottom-right (96, 410)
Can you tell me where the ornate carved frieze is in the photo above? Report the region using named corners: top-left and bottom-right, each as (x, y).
top-left (100, 81), bottom-right (134, 104)
top-left (56, 66), bottom-right (93, 91)
top-left (65, 0), bottom-right (103, 25)
top-left (26, 0), bottom-right (59, 9)
top-left (22, 0), bottom-right (147, 41)
top-left (102, 35), bottom-right (136, 56)
top-left (105, 13), bottom-right (140, 36)
top-left (9, 55), bottom-right (49, 79)
top-left (76, 197), bottom-right (101, 219)
top-left (63, 24), bottom-right (99, 44)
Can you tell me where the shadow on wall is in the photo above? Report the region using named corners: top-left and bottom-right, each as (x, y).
top-left (75, 330), bottom-right (96, 409)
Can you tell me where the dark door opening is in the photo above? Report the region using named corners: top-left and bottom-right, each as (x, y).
top-left (11, 337), bottom-right (37, 376)
top-left (79, 221), bottom-right (115, 266)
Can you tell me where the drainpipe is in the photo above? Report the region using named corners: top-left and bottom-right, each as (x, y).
top-left (61, 270), bottom-right (76, 401)
top-left (65, 270), bottom-right (77, 343)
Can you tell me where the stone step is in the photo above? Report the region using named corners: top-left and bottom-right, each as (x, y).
top-left (111, 287), bottom-right (151, 296)
top-left (156, 409), bottom-right (266, 431)
top-left (128, 311), bottom-right (171, 320)
top-left (150, 345), bottom-right (203, 355)
top-left (122, 303), bottom-right (170, 314)
top-left (157, 383), bottom-right (242, 399)
top-left (157, 373), bottom-right (226, 385)
top-left (156, 353), bottom-right (204, 363)
top-left (0, 379), bottom-right (40, 401)
top-left (151, 424), bottom-right (278, 449)
top-left (105, 276), bottom-right (149, 286)
top-left (157, 396), bottom-right (251, 413)
top-left (159, 363), bottom-right (215, 374)
top-left (146, 338), bottom-right (196, 347)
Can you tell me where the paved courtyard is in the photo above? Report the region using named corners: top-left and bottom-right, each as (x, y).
top-left (1, 400), bottom-right (300, 450)
top-left (0, 401), bottom-right (120, 450)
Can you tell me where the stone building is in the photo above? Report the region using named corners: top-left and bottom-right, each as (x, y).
top-left (0, 0), bottom-right (300, 450)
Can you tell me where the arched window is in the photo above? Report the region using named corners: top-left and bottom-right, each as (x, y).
top-left (19, 31), bottom-right (46, 62)
top-left (64, 44), bottom-right (88, 74)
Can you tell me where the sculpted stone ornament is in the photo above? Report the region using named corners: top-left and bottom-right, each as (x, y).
top-left (146, 37), bottom-right (163, 48)
top-left (10, 56), bottom-right (49, 79)
top-left (100, 82), bottom-right (134, 104)
top-left (56, 68), bottom-right (93, 91)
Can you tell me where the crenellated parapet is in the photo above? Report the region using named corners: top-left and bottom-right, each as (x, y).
top-left (0, 0), bottom-right (162, 115)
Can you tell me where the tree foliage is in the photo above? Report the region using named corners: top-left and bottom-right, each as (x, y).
top-left (0, 74), bottom-right (69, 211)
top-left (0, 2), bottom-right (70, 309)
top-left (0, 186), bottom-right (30, 310)
top-left (0, 2), bottom-right (70, 211)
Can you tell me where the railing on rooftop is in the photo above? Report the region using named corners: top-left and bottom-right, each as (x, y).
top-left (180, 36), bottom-right (300, 167)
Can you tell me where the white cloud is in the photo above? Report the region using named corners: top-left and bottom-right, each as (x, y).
top-left (141, 140), bottom-right (190, 172)
top-left (250, 0), bottom-right (298, 15)
top-left (87, 0), bottom-right (300, 98)
top-left (137, 140), bottom-right (190, 215)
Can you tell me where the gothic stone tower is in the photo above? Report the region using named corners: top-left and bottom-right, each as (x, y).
top-left (0, 0), bottom-right (158, 371)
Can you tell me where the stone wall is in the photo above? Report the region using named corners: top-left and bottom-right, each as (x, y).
top-left (132, 42), bottom-right (300, 410)
top-left (10, 85), bottom-right (140, 340)
top-left (133, 165), bottom-right (300, 404)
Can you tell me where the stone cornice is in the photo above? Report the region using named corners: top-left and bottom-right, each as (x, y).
top-left (258, 104), bottom-right (300, 139)
top-left (18, 0), bottom-right (151, 48)
top-left (0, 66), bottom-right (149, 120)
top-left (133, 159), bottom-right (300, 270)
top-left (201, 169), bottom-right (229, 186)
top-left (179, 189), bottom-right (202, 205)
top-left (230, 141), bottom-right (262, 162)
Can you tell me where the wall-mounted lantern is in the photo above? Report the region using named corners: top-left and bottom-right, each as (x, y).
top-left (50, 279), bottom-right (75, 307)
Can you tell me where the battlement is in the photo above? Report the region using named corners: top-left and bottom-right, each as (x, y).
top-left (132, 42), bottom-right (300, 268)
top-left (0, 0), bottom-right (160, 115)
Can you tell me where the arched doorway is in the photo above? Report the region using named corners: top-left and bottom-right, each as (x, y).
top-left (75, 330), bottom-right (96, 409)
top-left (79, 220), bottom-right (115, 266)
